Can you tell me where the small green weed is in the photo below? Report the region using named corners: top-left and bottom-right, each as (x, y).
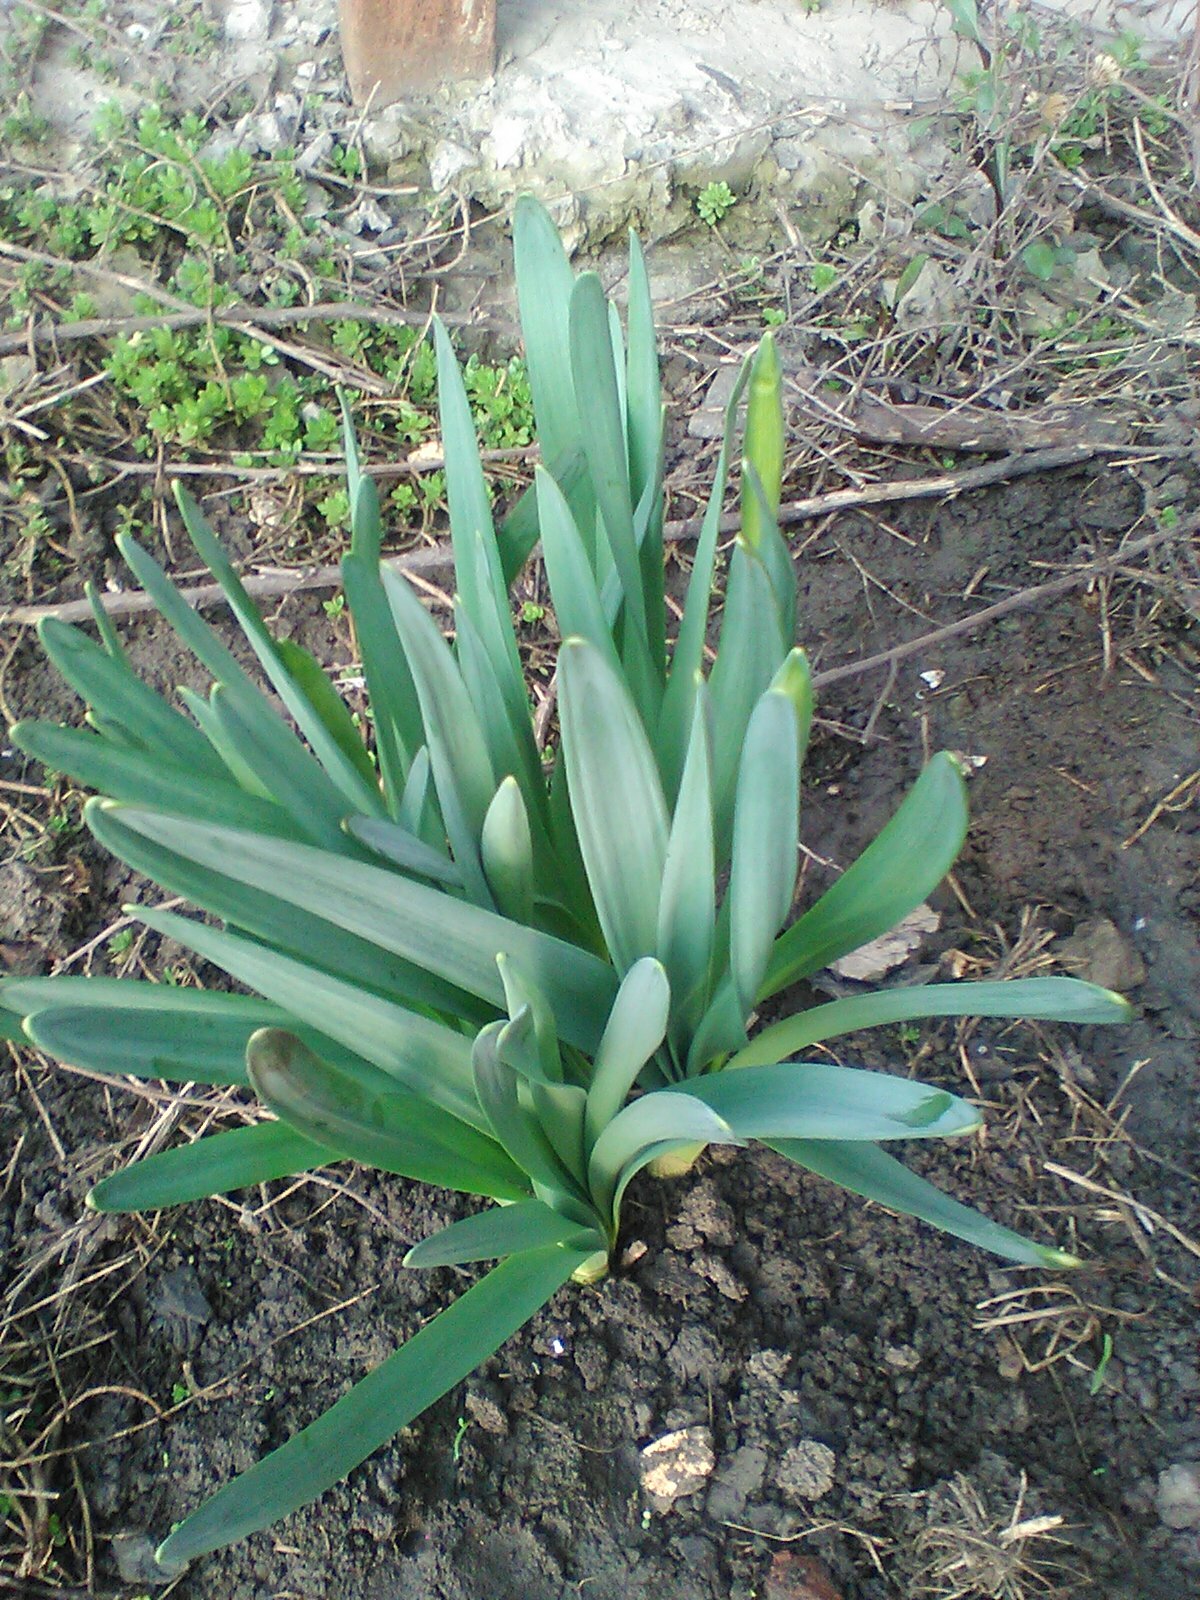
top-left (945, 2), bottom-right (1161, 219)
top-left (1035, 310), bottom-right (1134, 371)
top-left (0, 102), bottom-right (535, 536)
top-left (1089, 1332), bottom-right (1114, 1395)
top-left (696, 181), bottom-right (736, 227)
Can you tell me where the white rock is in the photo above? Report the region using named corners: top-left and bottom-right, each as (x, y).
top-left (224, 0), bottom-right (273, 42)
top-left (689, 362), bottom-right (744, 440)
top-left (429, 140), bottom-right (475, 192)
top-left (487, 113), bottom-right (531, 171)
top-left (893, 257), bottom-right (966, 331)
top-left (0, 354), bottom-right (34, 396)
top-left (775, 1439), bottom-right (836, 1503)
top-left (640, 1426), bottom-right (715, 1513)
top-left (362, 108), bottom-right (411, 163)
top-left (1157, 1463), bottom-right (1200, 1529)
top-left (295, 131), bottom-right (335, 174)
top-left (247, 112), bottom-right (286, 152)
top-left (829, 903), bottom-right (940, 982)
top-left (344, 197), bottom-right (392, 235)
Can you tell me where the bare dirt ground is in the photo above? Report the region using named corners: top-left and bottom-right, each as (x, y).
top-left (2, 4), bottom-right (1199, 1599)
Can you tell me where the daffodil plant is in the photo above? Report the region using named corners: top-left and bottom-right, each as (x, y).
top-left (2, 198), bottom-right (1129, 1571)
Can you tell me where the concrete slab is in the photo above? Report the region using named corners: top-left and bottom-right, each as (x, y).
top-left (364, 0), bottom-right (1191, 248)
top-left (11, 0), bottom-right (1192, 255)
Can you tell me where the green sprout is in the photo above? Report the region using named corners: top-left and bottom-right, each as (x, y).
top-left (696, 181), bottom-right (736, 227)
top-left (2, 197), bottom-right (1130, 1575)
top-left (1089, 1332), bottom-right (1114, 1395)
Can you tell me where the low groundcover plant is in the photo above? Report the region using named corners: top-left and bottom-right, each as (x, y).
top-left (2, 197), bottom-right (1129, 1570)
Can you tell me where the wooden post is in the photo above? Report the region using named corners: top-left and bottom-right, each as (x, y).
top-left (339, 0), bottom-right (496, 107)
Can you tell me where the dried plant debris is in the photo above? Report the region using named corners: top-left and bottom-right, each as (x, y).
top-left (908, 1468), bottom-right (1078, 1600)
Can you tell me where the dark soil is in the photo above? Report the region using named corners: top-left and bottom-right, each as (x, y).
top-left (3, 434), bottom-right (1199, 1600)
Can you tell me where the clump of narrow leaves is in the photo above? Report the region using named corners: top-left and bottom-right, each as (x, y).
top-left (1, 197), bottom-right (1130, 1571)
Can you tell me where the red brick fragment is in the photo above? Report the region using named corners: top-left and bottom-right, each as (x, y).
top-left (339, 0), bottom-right (496, 106)
top-left (763, 1551), bottom-right (844, 1600)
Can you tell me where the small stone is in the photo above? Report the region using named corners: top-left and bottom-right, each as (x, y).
top-left (829, 903), bottom-right (939, 981)
top-left (706, 1443), bottom-right (768, 1522)
top-left (246, 112), bottom-right (286, 152)
top-left (83, 245), bottom-right (152, 318)
top-left (997, 1337), bottom-right (1025, 1382)
top-left (343, 196), bottom-right (392, 235)
top-left (892, 258), bottom-right (966, 330)
top-left (697, 1253), bottom-right (747, 1301)
top-left (0, 354), bottom-right (34, 395)
top-left (883, 1344), bottom-right (920, 1372)
top-left (677, 1180), bottom-right (737, 1246)
top-left (775, 1440), bottom-right (836, 1504)
top-left (764, 1550), bottom-right (844, 1600)
top-left (1156, 1462), bottom-right (1200, 1529)
top-left (640, 1426), bottom-right (715, 1512)
top-left (689, 362), bottom-right (744, 440)
top-left (362, 108), bottom-right (411, 163)
top-left (111, 1533), bottom-right (171, 1586)
top-left (151, 1266), bottom-right (212, 1353)
top-left (224, 0), bottom-right (273, 42)
top-left (428, 140), bottom-right (475, 192)
top-left (1057, 917), bottom-right (1146, 993)
top-left (464, 1391), bottom-right (508, 1435)
top-left (745, 1349), bottom-right (791, 1385)
top-left (200, 126), bottom-right (249, 166)
top-left (295, 131), bottom-right (335, 174)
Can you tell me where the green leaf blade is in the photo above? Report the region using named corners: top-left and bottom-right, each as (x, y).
top-left (767, 1139), bottom-right (1078, 1268)
top-left (341, 542), bottom-right (422, 809)
top-left (535, 467), bottom-right (624, 678)
top-left (99, 804), bottom-right (618, 1054)
top-left (584, 958), bottom-right (671, 1146)
top-left (247, 1028), bottom-right (529, 1201)
top-left (708, 541), bottom-right (789, 848)
top-left (678, 1061), bottom-right (981, 1142)
top-left (37, 618), bottom-right (225, 779)
top-left (513, 196), bottom-right (579, 472)
top-left (173, 486), bottom-right (384, 817)
top-left (657, 355), bottom-right (751, 797)
top-left (154, 1244), bottom-right (590, 1573)
top-left (404, 1199), bottom-right (601, 1268)
top-left (380, 567), bottom-right (497, 902)
top-left (131, 905), bottom-right (482, 1124)
top-left (762, 752), bottom-right (969, 1000)
top-left (728, 687), bottom-right (800, 1014)
top-left (11, 720), bottom-right (301, 842)
top-left (569, 273), bottom-right (643, 636)
top-left (732, 977), bottom-right (1133, 1068)
top-left (740, 334), bottom-right (784, 554)
top-left (89, 1121), bottom-right (335, 1212)
top-left (656, 688), bottom-right (716, 1045)
top-left (558, 639), bottom-right (669, 973)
